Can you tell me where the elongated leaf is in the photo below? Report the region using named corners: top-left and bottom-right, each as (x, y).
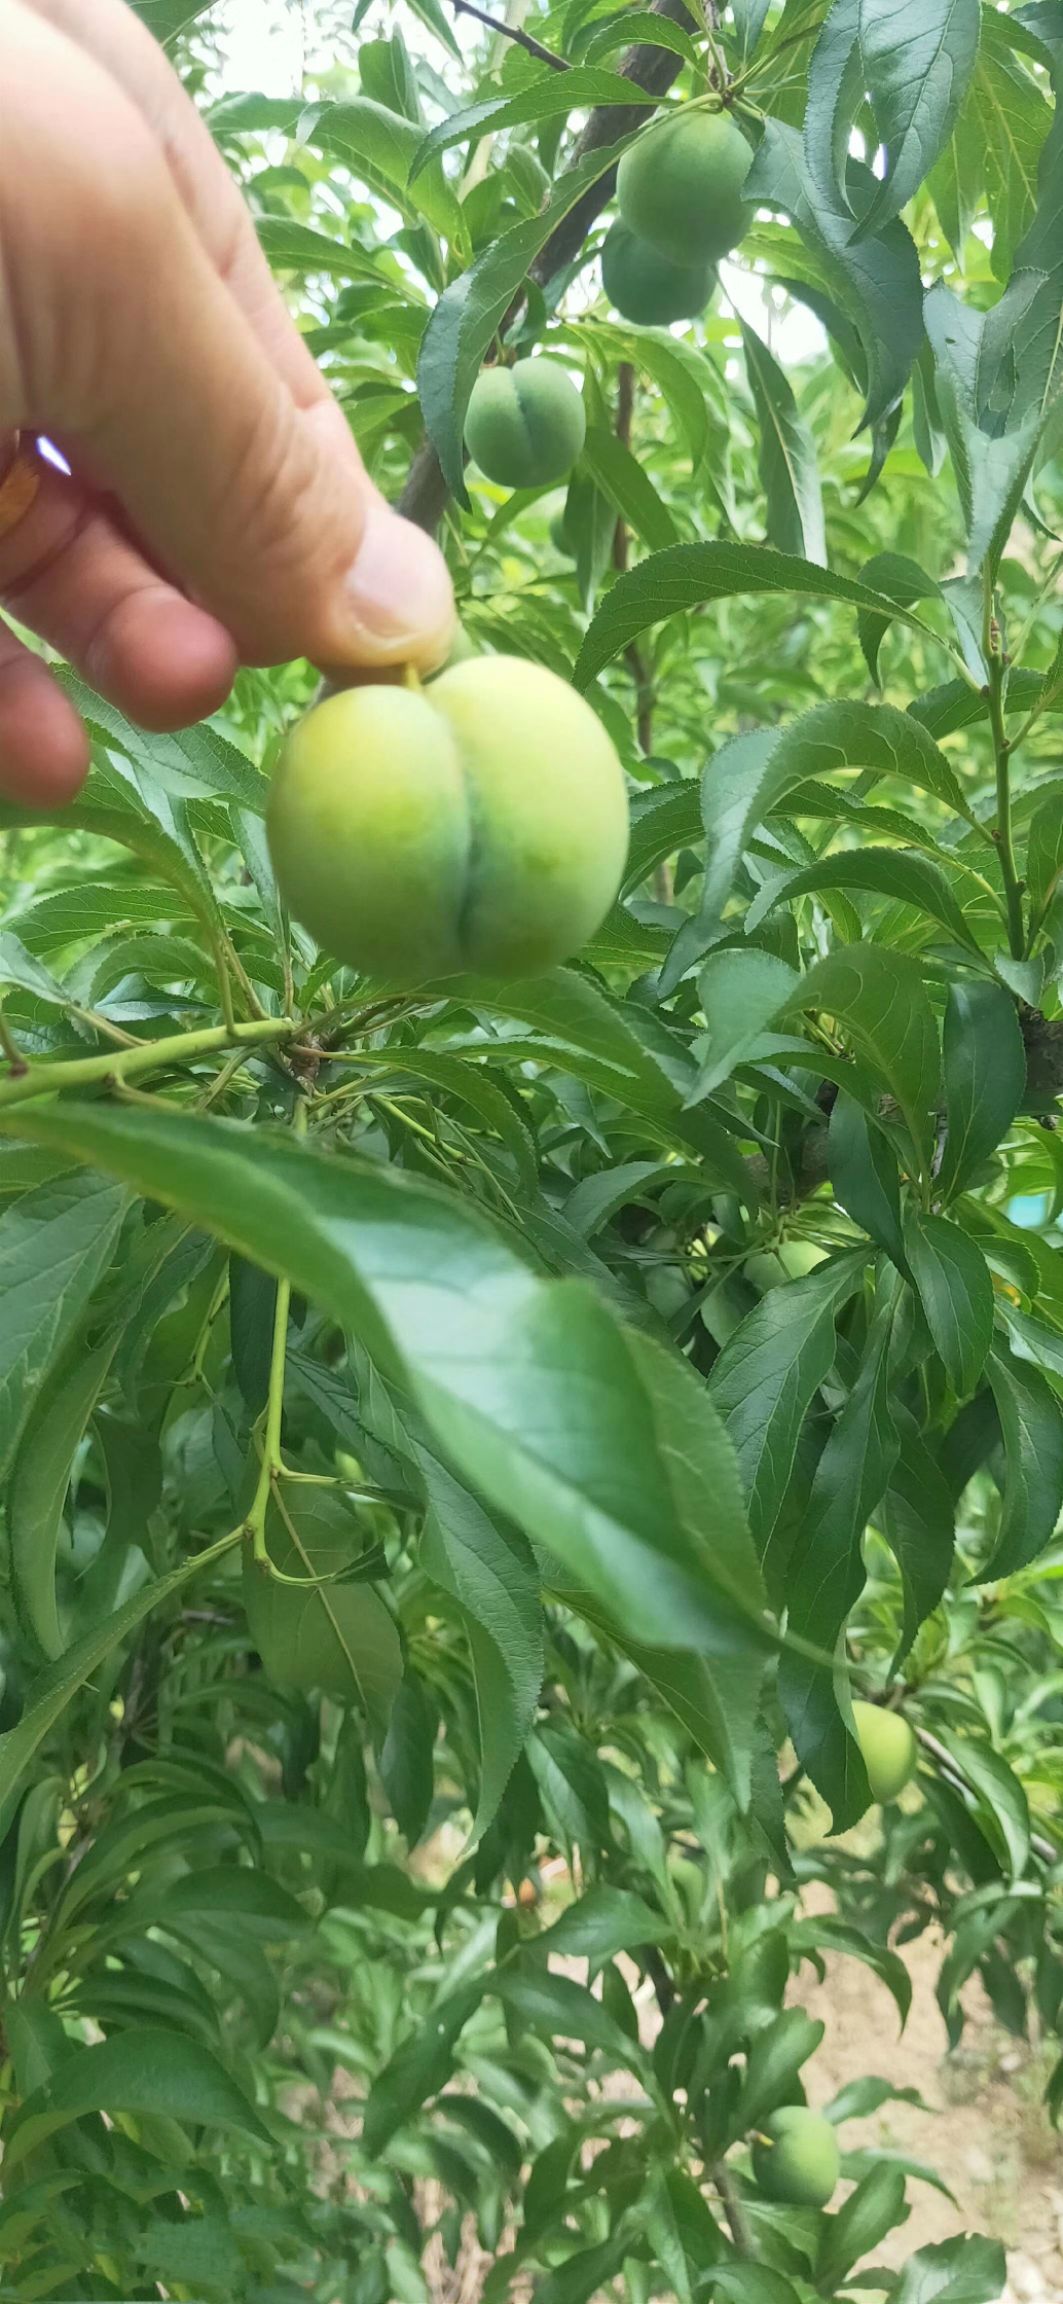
top-left (8, 1334), bottom-right (116, 1662)
top-left (747, 120), bottom-right (923, 433)
top-left (575, 542), bottom-right (936, 689)
top-left (0, 1171), bottom-right (126, 1482)
top-left (410, 65), bottom-right (642, 178)
top-left (530, 1885), bottom-right (663, 1964)
top-left (496, 1967), bottom-right (648, 2073)
top-left (694, 949), bottom-right (799, 1097)
top-left (4, 2028), bottom-right (271, 2172)
top-left (419, 1445), bottom-right (544, 1839)
top-left (708, 1254), bottom-right (866, 1568)
top-left (746, 845), bottom-right (984, 953)
top-left (582, 425), bottom-right (679, 552)
top-left (815, 2165), bottom-right (908, 2290)
top-left (363, 1980), bottom-right (485, 2155)
top-left (881, 1407), bottom-right (956, 1663)
top-left (779, 1310), bottom-right (899, 1824)
top-left (938, 1732), bottom-right (1031, 1878)
top-left (3, 1103), bottom-right (769, 1659)
top-left (797, 945), bottom-right (941, 1173)
top-left (740, 321), bottom-right (826, 563)
top-left (983, 1348), bottom-right (1063, 1577)
top-left (807, 0), bottom-right (981, 237)
top-left (938, 980), bottom-right (1026, 1198)
top-left (829, 1094), bottom-right (905, 1266)
top-left (302, 97), bottom-right (466, 245)
top-left (904, 1213), bottom-right (994, 1397)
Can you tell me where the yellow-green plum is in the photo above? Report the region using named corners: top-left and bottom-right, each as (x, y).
top-left (852, 1701), bottom-right (918, 1804)
top-left (464, 357), bottom-right (586, 489)
top-left (753, 2108), bottom-right (840, 2209)
top-left (617, 109), bottom-right (753, 265)
top-left (601, 220), bottom-right (714, 326)
top-left (266, 657), bottom-right (629, 984)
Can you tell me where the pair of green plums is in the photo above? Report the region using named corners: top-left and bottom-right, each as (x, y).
top-left (267, 655), bottom-right (629, 984)
top-left (603, 106), bottom-right (754, 327)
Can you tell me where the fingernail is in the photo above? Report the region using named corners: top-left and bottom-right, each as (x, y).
top-left (342, 498), bottom-right (455, 667)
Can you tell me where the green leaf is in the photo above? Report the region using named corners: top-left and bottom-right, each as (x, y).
top-left (904, 1213), bottom-right (994, 1397)
top-left (938, 981), bottom-right (1026, 1198)
top-left (983, 1347), bottom-right (1063, 1577)
top-left (937, 1733), bottom-right (1031, 1878)
top-left (302, 97), bottom-right (467, 245)
top-left (797, 945), bottom-right (941, 1173)
top-left (709, 1255), bottom-right (866, 1570)
top-left (8, 1333), bottom-right (116, 1662)
top-left (57, 670), bottom-right (265, 815)
top-left (789, 1911), bottom-right (912, 2026)
top-left (736, 2007), bottom-right (824, 2131)
top-left (1026, 789), bottom-right (1063, 923)
top-left (694, 949), bottom-right (800, 1097)
top-left (890, 2235), bottom-right (1008, 2304)
top-left (575, 542), bottom-right (937, 691)
top-left (828, 1094), bottom-right (905, 1266)
top-left (747, 121), bottom-right (923, 432)
top-left (243, 1488), bottom-right (402, 1731)
top-left (529, 1885), bottom-right (663, 1964)
top-left (364, 1981), bottom-right (486, 2155)
top-left (3, 2029), bottom-right (272, 2172)
top-left (779, 1309), bottom-right (899, 1824)
top-left (745, 845), bottom-right (985, 954)
top-left (4, 1103), bottom-right (769, 1659)
top-left (0, 1171), bottom-right (126, 1483)
top-left (419, 1448), bottom-right (543, 1842)
top-left (857, 551), bottom-right (941, 683)
top-left (255, 214), bottom-right (399, 287)
top-left (881, 1407), bottom-right (956, 1665)
top-left (409, 65), bottom-right (642, 178)
top-left (417, 139), bottom-right (622, 502)
top-left (740, 321), bottom-right (825, 563)
top-left (496, 1967), bottom-right (648, 2072)
top-left (581, 426), bottom-right (679, 553)
top-left (661, 702), bottom-right (971, 992)
top-left (815, 2165), bottom-right (908, 2290)
top-left (808, 0), bottom-right (981, 237)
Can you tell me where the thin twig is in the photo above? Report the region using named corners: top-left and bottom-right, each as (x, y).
top-left (712, 2161), bottom-right (757, 2258)
top-left (451, 0), bottom-right (568, 69)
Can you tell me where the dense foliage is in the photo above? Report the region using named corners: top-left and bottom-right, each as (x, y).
top-left (0, 0), bottom-right (1062, 2296)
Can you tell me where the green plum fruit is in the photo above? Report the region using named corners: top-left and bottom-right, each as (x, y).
top-left (852, 1701), bottom-right (918, 1804)
top-left (617, 108), bottom-right (753, 265)
top-left (601, 220), bottom-right (714, 325)
top-left (464, 357), bottom-right (586, 489)
top-left (267, 656), bottom-right (629, 983)
top-left (752, 2108), bottom-right (840, 2209)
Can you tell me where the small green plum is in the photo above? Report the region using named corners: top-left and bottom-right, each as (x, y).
top-left (266, 656), bottom-right (629, 984)
top-left (852, 1701), bottom-right (918, 1804)
top-left (601, 219), bottom-right (714, 326)
top-left (617, 109), bottom-right (753, 265)
top-left (752, 2107), bottom-right (840, 2209)
top-left (464, 357), bottom-right (586, 489)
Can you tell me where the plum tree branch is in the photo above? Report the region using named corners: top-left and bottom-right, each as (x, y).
top-left (449, 0), bottom-right (568, 70)
top-left (398, 0), bottom-right (701, 533)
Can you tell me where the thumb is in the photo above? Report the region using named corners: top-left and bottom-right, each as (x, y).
top-left (6, 19), bottom-right (453, 672)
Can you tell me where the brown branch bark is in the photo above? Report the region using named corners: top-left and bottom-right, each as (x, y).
top-left (398, 0), bottom-right (699, 532)
top-left (451, 0), bottom-right (567, 68)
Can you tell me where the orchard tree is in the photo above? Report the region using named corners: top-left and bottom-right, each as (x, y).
top-left (0, 0), bottom-right (1061, 2298)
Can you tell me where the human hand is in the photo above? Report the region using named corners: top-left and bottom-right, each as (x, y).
top-left (0, 0), bottom-right (455, 803)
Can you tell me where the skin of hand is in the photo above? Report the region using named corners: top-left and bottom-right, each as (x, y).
top-left (0, 0), bottom-right (456, 804)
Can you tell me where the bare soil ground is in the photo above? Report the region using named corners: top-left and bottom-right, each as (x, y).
top-left (794, 1894), bottom-right (1063, 2302)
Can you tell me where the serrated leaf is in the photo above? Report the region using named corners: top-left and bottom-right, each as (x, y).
top-left (4, 2029), bottom-right (271, 2172)
top-left (4, 1103), bottom-right (769, 1659)
top-left (740, 320), bottom-right (826, 564)
top-left (0, 1171), bottom-right (126, 1483)
top-left (799, 945), bottom-right (941, 1173)
top-left (409, 65), bottom-right (642, 178)
top-left (891, 2235), bottom-right (1008, 2304)
top-left (243, 1488), bottom-right (401, 1730)
top-left (829, 1094), bottom-right (905, 1265)
top-left (983, 1347), bottom-right (1063, 1577)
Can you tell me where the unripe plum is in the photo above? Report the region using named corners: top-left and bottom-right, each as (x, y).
top-left (852, 1701), bottom-right (918, 1804)
top-left (618, 109), bottom-right (753, 266)
top-left (753, 2107), bottom-right (840, 2209)
top-left (601, 220), bottom-right (714, 326)
top-left (267, 656), bottom-right (629, 983)
top-left (464, 357), bottom-right (586, 489)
